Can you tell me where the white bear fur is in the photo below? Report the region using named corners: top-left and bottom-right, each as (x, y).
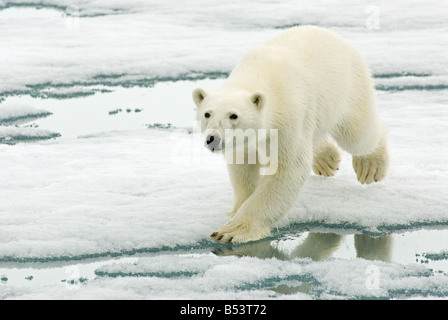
top-left (193, 26), bottom-right (389, 243)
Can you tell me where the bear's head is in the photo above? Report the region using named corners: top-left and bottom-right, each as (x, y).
top-left (192, 88), bottom-right (265, 153)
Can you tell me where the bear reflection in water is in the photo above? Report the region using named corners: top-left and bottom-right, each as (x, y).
top-left (213, 232), bottom-right (392, 294)
top-left (213, 232), bottom-right (392, 262)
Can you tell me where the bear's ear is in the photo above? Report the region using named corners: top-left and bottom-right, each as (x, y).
top-left (251, 92), bottom-right (265, 109)
top-left (192, 88), bottom-right (207, 106)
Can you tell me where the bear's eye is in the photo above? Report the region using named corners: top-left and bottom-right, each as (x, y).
top-left (204, 112), bottom-right (210, 118)
top-left (229, 114), bottom-right (238, 120)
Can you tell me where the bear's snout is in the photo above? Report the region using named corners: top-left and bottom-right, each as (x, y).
top-left (205, 133), bottom-right (222, 151)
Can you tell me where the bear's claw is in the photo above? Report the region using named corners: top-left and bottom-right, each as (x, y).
top-left (211, 232), bottom-right (233, 243)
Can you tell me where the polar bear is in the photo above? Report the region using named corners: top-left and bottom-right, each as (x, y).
top-left (192, 26), bottom-right (389, 243)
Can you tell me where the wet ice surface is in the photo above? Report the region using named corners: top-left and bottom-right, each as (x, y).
top-left (1, 1), bottom-right (448, 299)
top-left (2, 229), bottom-right (448, 299)
top-left (0, 79), bottom-right (220, 140)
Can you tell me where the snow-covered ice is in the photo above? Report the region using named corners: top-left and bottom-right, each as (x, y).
top-left (0, 104), bottom-right (59, 143)
top-left (1, 0), bottom-right (447, 97)
top-left (0, 104), bottom-right (51, 124)
top-left (1, 0), bottom-right (448, 300)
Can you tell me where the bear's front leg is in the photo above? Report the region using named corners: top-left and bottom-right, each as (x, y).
top-left (212, 150), bottom-right (312, 243)
top-left (226, 162), bottom-right (260, 217)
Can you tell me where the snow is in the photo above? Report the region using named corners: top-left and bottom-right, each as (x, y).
top-left (0, 129), bottom-right (229, 260)
top-left (1, 0), bottom-right (448, 300)
top-left (2, 252), bottom-right (448, 299)
top-left (0, 125), bottom-right (60, 144)
top-left (0, 104), bottom-right (59, 143)
top-left (1, 0), bottom-right (447, 97)
top-left (0, 104), bottom-right (51, 124)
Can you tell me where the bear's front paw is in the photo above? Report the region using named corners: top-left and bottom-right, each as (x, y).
top-left (211, 220), bottom-right (271, 244)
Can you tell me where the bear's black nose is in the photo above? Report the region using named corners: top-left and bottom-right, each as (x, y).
top-left (205, 134), bottom-right (221, 151)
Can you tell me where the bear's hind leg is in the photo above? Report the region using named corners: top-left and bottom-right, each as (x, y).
top-left (351, 124), bottom-right (389, 184)
top-left (312, 137), bottom-right (341, 177)
top-left (332, 115), bottom-right (389, 185)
